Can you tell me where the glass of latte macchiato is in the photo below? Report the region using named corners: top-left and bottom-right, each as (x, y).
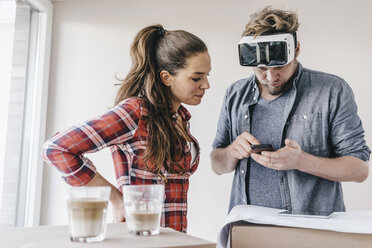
top-left (123, 184), bottom-right (164, 236)
top-left (66, 186), bottom-right (111, 242)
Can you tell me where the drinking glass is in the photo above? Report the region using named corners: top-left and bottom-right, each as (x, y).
top-left (123, 184), bottom-right (164, 235)
top-left (66, 186), bottom-right (111, 242)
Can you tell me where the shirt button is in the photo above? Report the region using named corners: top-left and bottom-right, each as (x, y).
top-left (242, 199), bottom-right (246, 203)
top-left (253, 96), bottom-right (257, 101)
top-left (303, 115), bottom-right (308, 120)
top-left (244, 114), bottom-right (248, 119)
top-left (183, 212), bottom-right (187, 216)
top-left (184, 192), bottom-right (187, 196)
top-left (241, 170), bottom-right (245, 174)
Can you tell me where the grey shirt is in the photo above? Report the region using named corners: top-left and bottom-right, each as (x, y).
top-left (212, 63), bottom-right (371, 213)
top-left (248, 92), bottom-right (289, 209)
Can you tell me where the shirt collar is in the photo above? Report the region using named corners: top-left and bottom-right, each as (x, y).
top-left (292, 62), bottom-right (303, 87)
top-left (170, 104), bottom-right (191, 121)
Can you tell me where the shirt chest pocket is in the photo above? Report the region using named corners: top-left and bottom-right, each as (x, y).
top-left (286, 112), bottom-right (323, 151)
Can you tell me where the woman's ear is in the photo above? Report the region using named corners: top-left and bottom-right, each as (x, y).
top-left (160, 70), bottom-right (172, 87)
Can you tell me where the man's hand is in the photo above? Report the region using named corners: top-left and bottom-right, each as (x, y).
top-left (250, 138), bottom-right (303, 170)
top-left (228, 132), bottom-right (261, 159)
top-left (210, 132), bottom-right (261, 175)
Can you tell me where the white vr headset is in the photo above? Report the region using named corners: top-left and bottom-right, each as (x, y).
top-left (238, 33), bottom-right (296, 67)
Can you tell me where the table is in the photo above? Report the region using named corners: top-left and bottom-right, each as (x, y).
top-left (0, 222), bottom-right (216, 248)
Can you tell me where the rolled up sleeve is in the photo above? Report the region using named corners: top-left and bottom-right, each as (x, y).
top-left (330, 81), bottom-right (371, 161)
top-left (41, 99), bottom-right (142, 186)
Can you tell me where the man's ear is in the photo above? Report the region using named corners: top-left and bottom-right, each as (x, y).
top-left (159, 70), bottom-right (172, 87)
top-left (295, 41), bottom-right (300, 58)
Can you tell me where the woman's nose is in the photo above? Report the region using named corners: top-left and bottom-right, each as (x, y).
top-left (201, 78), bottom-right (210, 90)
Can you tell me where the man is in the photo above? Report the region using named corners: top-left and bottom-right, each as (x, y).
top-left (211, 6), bottom-right (370, 213)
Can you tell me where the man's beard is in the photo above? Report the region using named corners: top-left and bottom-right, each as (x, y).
top-left (261, 60), bottom-right (298, 96)
top-left (263, 79), bottom-right (293, 96)
top-left (261, 63), bottom-right (299, 96)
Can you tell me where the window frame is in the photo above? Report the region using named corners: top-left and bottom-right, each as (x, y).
top-left (17, 0), bottom-right (53, 227)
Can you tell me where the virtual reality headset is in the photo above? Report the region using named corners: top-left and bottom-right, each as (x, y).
top-left (238, 33), bottom-right (297, 67)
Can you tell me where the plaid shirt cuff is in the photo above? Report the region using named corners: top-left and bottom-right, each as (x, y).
top-left (62, 156), bottom-right (97, 186)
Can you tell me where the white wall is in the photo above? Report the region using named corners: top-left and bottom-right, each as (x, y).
top-left (41, 0), bottom-right (372, 242)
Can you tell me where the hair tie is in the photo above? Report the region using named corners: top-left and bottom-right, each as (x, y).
top-left (158, 27), bottom-right (167, 37)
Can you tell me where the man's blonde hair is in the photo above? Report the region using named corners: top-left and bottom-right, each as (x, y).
top-left (242, 6), bottom-right (299, 37)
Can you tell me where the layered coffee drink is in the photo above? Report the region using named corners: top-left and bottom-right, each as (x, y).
top-left (67, 198), bottom-right (108, 242)
top-left (123, 185), bottom-right (164, 236)
top-left (126, 212), bottom-right (161, 235)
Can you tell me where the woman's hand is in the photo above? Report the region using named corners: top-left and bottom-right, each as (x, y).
top-left (110, 187), bottom-right (126, 222)
top-left (85, 172), bottom-right (126, 222)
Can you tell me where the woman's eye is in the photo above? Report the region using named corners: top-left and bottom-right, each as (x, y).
top-left (192, 78), bottom-right (201, 82)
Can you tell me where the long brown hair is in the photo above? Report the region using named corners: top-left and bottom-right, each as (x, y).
top-left (115, 24), bottom-right (207, 178)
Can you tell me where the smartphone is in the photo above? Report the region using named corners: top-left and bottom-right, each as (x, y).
top-left (250, 144), bottom-right (275, 153)
top-left (278, 210), bottom-right (333, 219)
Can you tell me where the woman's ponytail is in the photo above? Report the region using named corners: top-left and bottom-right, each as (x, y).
top-left (115, 24), bottom-right (166, 105)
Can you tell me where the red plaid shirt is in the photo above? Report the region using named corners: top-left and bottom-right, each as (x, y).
top-left (41, 98), bottom-right (200, 233)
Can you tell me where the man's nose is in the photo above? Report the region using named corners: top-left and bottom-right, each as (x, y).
top-left (266, 69), bottom-right (278, 82)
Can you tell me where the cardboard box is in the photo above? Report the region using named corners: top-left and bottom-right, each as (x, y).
top-left (230, 221), bottom-right (372, 248)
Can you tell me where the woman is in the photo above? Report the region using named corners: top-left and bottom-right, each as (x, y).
top-left (41, 24), bottom-right (211, 233)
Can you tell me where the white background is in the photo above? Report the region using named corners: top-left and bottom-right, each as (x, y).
top-left (41, 0), bottom-right (372, 242)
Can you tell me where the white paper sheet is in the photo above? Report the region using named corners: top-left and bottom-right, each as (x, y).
top-left (217, 205), bottom-right (372, 248)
